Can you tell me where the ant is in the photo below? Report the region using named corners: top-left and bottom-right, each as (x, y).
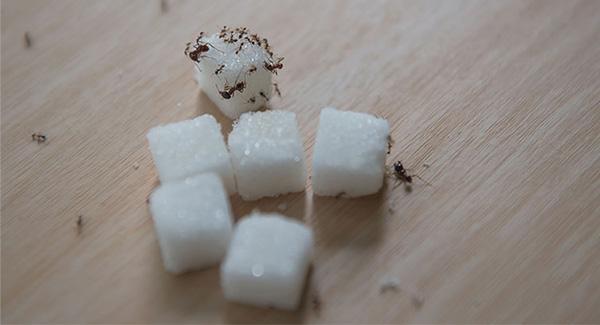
top-left (233, 81), bottom-right (246, 93)
top-left (264, 57), bottom-right (283, 74)
top-left (218, 68), bottom-right (247, 99)
top-left (248, 65), bottom-right (257, 74)
top-left (214, 64), bottom-right (225, 75)
top-left (222, 28), bottom-right (238, 43)
top-left (392, 161), bottom-right (413, 183)
top-left (259, 91), bottom-right (269, 100)
top-left (247, 96), bottom-right (256, 104)
top-left (390, 161), bottom-right (430, 188)
top-left (185, 32), bottom-right (222, 62)
top-left (273, 83), bottom-right (281, 97)
top-left (219, 26), bottom-right (228, 39)
top-left (236, 27), bottom-right (248, 39)
top-left (194, 32), bottom-right (205, 44)
top-left (387, 135), bottom-right (393, 154)
top-left (235, 42), bottom-right (244, 55)
top-left (260, 38), bottom-right (274, 57)
top-left (185, 42), bottom-right (209, 62)
top-left (218, 81), bottom-right (246, 99)
top-left (246, 33), bottom-right (261, 46)
top-left (31, 133), bottom-right (46, 143)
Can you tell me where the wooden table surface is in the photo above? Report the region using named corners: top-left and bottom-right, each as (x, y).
top-left (2, 0), bottom-right (600, 323)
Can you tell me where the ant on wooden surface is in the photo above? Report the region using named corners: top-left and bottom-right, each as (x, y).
top-left (31, 133), bottom-right (47, 143)
top-left (389, 160), bottom-right (430, 191)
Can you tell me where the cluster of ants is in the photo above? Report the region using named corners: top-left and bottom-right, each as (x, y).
top-left (217, 26), bottom-right (279, 62)
top-left (184, 27), bottom-right (284, 100)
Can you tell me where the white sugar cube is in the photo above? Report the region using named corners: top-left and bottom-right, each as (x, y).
top-left (228, 110), bottom-right (305, 200)
top-left (149, 173), bottom-right (233, 274)
top-left (221, 213), bottom-right (313, 310)
top-left (312, 107), bottom-right (390, 197)
top-left (186, 28), bottom-right (283, 119)
top-left (147, 114), bottom-right (235, 193)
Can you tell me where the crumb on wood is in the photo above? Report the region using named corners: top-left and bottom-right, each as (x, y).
top-left (411, 293), bottom-right (424, 308)
top-left (31, 133), bottom-right (47, 143)
top-left (311, 292), bottom-right (322, 314)
top-left (334, 191), bottom-right (346, 199)
top-left (76, 215), bottom-right (84, 234)
top-left (379, 277), bottom-right (401, 294)
top-left (160, 0), bottom-right (168, 13)
top-left (24, 32), bottom-right (32, 48)
top-left (133, 162), bottom-right (140, 170)
top-left (277, 202), bottom-right (287, 211)
top-left (422, 163), bottom-right (430, 168)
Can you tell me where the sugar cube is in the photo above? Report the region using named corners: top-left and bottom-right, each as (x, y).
top-left (221, 212), bottom-right (314, 310)
top-left (186, 28), bottom-right (283, 119)
top-left (312, 107), bottom-right (390, 197)
top-left (149, 173), bottom-right (233, 274)
top-left (146, 114), bottom-right (236, 193)
top-left (228, 110), bottom-right (305, 200)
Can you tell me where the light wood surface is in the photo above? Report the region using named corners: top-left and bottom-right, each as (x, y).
top-left (2, 0), bottom-right (600, 323)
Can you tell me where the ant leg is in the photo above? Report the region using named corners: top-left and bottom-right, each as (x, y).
top-left (232, 69), bottom-right (243, 84)
top-left (199, 54), bottom-right (219, 62)
top-left (214, 84), bottom-right (221, 92)
top-left (411, 174), bottom-right (432, 186)
top-left (390, 177), bottom-right (403, 190)
top-left (205, 42), bottom-right (224, 53)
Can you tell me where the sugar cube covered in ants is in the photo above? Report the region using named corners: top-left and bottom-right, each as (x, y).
top-left (185, 27), bottom-right (283, 119)
top-left (221, 212), bottom-right (314, 310)
top-left (149, 173), bottom-right (233, 274)
top-left (311, 107), bottom-right (390, 197)
top-left (228, 110), bottom-right (305, 200)
top-left (146, 114), bottom-right (235, 193)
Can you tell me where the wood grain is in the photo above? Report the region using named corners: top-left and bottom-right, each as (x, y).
top-left (2, 0), bottom-right (600, 323)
